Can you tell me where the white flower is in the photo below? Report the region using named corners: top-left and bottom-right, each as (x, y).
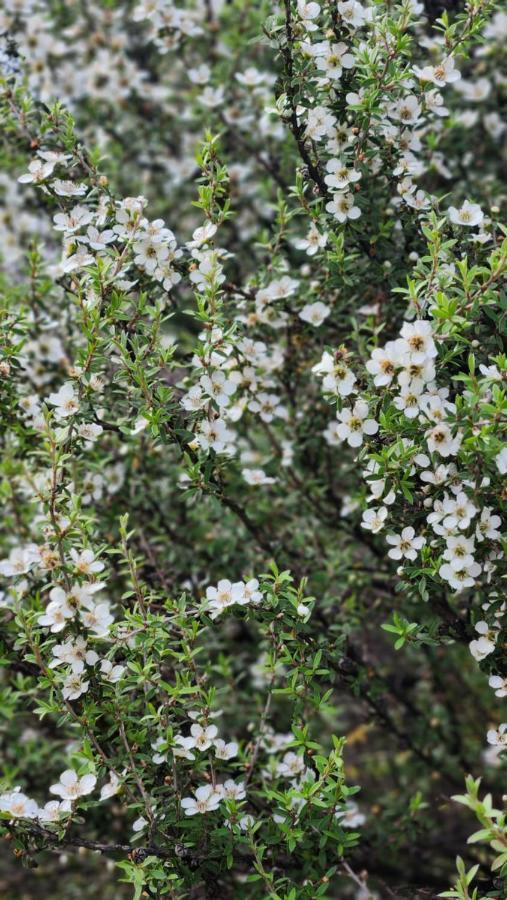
top-left (242, 468), bottom-right (277, 486)
top-left (494, 447), bottom-right (507, 475)
top-left (197, 417), bottom-right (234, 453)
top-left (324, 420), bottom-right (341, 445)
top-left (386, 527), bottom-right (425, 561)
top-left (476, 508), bottom-right (502, 542)
top-left (489, 676), bottom-right (507, 698)
top-left (186, 223), bottom-right (217, 249)
top-left (50, 636), bottom-right (99, 674)
top-left (235, 67), bottom-right (266, 87)
top-left (425, 423), bottom-right (462, 457)
top-left (131, 415), bottom-right (150, 434)
top-left (133, 236), bottom-right (169, 273)
top-left (399, 321), bottom-right (436, 365)
top-left (100, 773), bottom-right (120, 800)
top-left (259, 276), bottom-right (299, 302)
top-left (298, 0), bottom-right (321, 29)
top-left (198, 86), bottom-right (225, 108)
top-left (53, 206), bottom-right (94, 233)
top-left (393, 380), bottom-right (425, 418)
top-left (199, 371), bottom-right (236, 408)
top-left (479, 364), bottom-right (501, 381)
top-left (80, 602), bottom-right (114, 636)
top-left (50, 769), bottom-right (96, 800)
top-left (53, 180), bottom-right (87, 197)
top-left (305, 106), bottom-right (336, 140)
top-left (226, 814), bottom-right (255, 831)
top-left (364, 460), bottom-right (395, 504)
top-left (398, 359), bottom-right (436, 387)
top-left (277, 752), bottom-right (307, 779)
top-left (336, 400), bottom-right (378, 447)
top-left (420, 464), bottom-right (450, 487)
top-left (217, 779), bottom-right (246, 801)
top-left (243, 578), bottom-right (262, 604)
top-left (100, 659), bottom-right (125, 683)
top-left (38, 800), bottom-right (70, 821)
top-left (337, 1), bottom-right (368, 29)
top-left (469, 621), bottom-right (499, 663)
top-left (443, 535), bottom-right (476, 571)
top-left (150, 736), bottom-right (169, 765)
top-left (248, 393), bottom-right (286, 423)
top-left (316, 41), bottom-right (354, 79)
top-left (78, 423), bottom-right (103, 443)
top-left (448, 200), bottom-right (484, 227)
top-left (67, 582), bottom-right (104, 610)
top-left (420, 391), bottom-right (454, 422)
top-left (173, 735), bottom-right (196, 760)
top-left (214, 739), bottom-right (238, 760)
top-left (181, 785), bottom-right (222, 816)
top-left (294, 225), bottom-right (327, 256)
top-left (47, 382), bottom-right (79, 419)
top-left (0, 790), bottom-right (39, 819)
top-left (132, 815), bottom-right (148, 833)
top-left (37, 587), bottom-right (75, 632)
top-left (366, 342), bottom-right (400, 386)
top-left (190, 723), bottom-right (218, 751)
top-left (299, 302), bottom-right (330, 326)
top-left (0, 544), bottom-right (40, 577)
top-left (455, 78), bottom-right (491, 102)
top-left (69, 548), bottom-right (105, 575)
top-left (18, 159), bottom-right (55, 184)
top-left (312, 351), bottom-right (356, 396)
top-left (61, 246), bottom-right (95, 273)
top-left (413, 56), bottom-right (460, 86)
top-left (390, 95), bottom-right (421, 125)
top-left (424, 90), bottom-right (448, 117)
top-left (206, 579), bottom-right (245, 618)
top-left (440, 561), bottom-right (481, 592)
top-left (62, 672), bottom-right (89, 701)
top-left (335, 800), bottom-right (366, 828)
top-left (188, 64), bottom-right (211, 85)
top-left (181, 385), bottom-right (206, 412)
top-left (486, 724), bottom-right (507, 748)
top-left (82, 226), bottom-right (115, 251)
top-left (361, 506), bottom-right (388, 533)
top-left (325, 159), bottom-right (361, 191)
top-left (441, 491), bottom-right (477, 530)
top-left (405, 188), bottom-right (431, 210)
top-left (326, 192), bottom-right (361, 223)
top-left (19, 395), bottom-right (42, 418)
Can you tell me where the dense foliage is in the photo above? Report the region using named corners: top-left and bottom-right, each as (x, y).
top-left (0, 0), bottom-right (506, 897)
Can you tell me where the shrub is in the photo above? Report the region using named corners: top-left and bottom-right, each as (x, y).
top-left (0, 1), bottom-right (505, 897)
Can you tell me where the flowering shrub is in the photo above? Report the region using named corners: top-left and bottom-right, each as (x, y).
top-left (0, 0), bottom-right (506, 897)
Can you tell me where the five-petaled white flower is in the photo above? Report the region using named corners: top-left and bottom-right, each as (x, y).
top-left (206, 579), bottom-right (245, 618)
top-left (326, 192), bottom-right (361, 223)
top-left (299, 301), bottom-right (331, 327)
top-left (469, 621), bottom-right (498, 660)
top-left (448, 200), bottom-right (483, 227)
top-left (47, 382), bottom-right (79, 419)
top-left (336, 400), bottom-right (378, 447)
top-left (50, 769), bottom-right (97, 801)
top-left (486, 724), bottom-right (507, 748)
top-left (386, 527), bottom-right (426, 561)
top-left (190, 723), bottom-right (218, 751)
top-left (181, 785), bottom-right (222, 816)
top-left (0, 790), bottom-right (39, 819)
top-left (361, 506), bottom-right (388, 533)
